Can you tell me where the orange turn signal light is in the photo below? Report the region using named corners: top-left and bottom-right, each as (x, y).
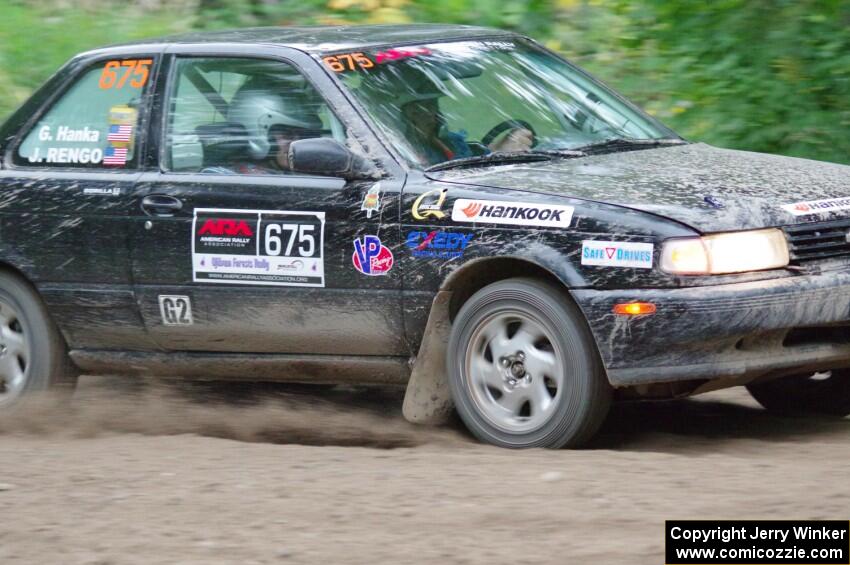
top-left (612, 302), bottom-right (656, 316)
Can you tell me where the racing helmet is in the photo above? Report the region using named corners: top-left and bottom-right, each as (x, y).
top-left (227, 82), bottom-right (323, 160)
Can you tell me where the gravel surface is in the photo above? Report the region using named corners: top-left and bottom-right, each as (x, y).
top-left (0, 377), bottom-right (847, 564)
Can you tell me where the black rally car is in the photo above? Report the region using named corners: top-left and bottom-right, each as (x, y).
top-left (1, 24), bottom-right (849, 448)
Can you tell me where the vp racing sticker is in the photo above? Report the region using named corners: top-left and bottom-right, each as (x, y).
top-left (352, 236), bottom-right (394, 276)
top-left (192, 209), bottom-right (325, 287)
top-left (581, 240), bottom-right (654, 269)
top-left (452, 199), bottom-right (573, 228)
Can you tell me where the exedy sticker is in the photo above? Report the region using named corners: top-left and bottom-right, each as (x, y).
top-left (412, 189), bottom-right (447, 220)
top-left (406, 230), bottom-right (473, 259)
top-left (192, 209), bottom-right (325, 287)
top-left (452, 199), bottom-right (574, 228)
top-left (780, 197), bottom-right (850, 216)
top-left (581, 240), bottom-right (654, 269)
top-left (352, 236), bottom-right (394, 276)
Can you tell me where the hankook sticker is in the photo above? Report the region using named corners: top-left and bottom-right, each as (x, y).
top-left (780, 197), bottom-right (850, 216)
top-left (192, 208), bottom-right (325, 287)
top-left (581, 240), bottom-right (654, 269)
top-left (451, 199), bottom-right (573, 228)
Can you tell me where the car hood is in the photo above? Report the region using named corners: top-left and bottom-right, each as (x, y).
top-left (431, 142), bottom-right (850, 233)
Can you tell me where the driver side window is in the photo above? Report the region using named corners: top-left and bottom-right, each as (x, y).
top-left (166, 57), bottom-right (347, 175)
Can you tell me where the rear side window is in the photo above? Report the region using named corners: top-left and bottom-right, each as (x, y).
top-left (15, 58), bottom-right (155, 169)
top-left (165, 57), bottom-right (347, 174)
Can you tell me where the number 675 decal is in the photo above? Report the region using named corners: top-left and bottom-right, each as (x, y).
top-left (264, 223), bottom-right (316, 257)
top-left (99, 59), bottom-right (153, 89)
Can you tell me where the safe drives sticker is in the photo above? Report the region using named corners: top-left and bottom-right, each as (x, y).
top-left (780, 196), bottom-right (850, 216)
top-left (192, 208), bottom-right (325, 287)
top-left (451, 199), bottom-right (573, 228)
top-left (581, 240), bottom-right (654, 269)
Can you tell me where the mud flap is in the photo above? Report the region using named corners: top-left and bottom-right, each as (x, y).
top-left (402, 291), bottom-right (454, 425)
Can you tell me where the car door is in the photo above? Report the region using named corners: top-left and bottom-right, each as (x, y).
top-left (129, 48), bottom-right (406, 356)
top-left (0, 51), bottom-right (162, 350)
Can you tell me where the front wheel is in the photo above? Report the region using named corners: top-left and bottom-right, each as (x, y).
top-left (746, 370), bottom-right (850, 417)
top-left (447, 278), bottom-right (611, 448)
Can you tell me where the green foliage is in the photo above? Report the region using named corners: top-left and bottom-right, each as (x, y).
top-left (1, 0), bottom-right (849, 164)
top-left (0, 1), bottom-right (195, 118)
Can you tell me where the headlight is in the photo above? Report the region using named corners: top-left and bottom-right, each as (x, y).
top-left (660, 229), bottom-right (789, 275)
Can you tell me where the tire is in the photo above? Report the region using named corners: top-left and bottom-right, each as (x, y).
top-left (0, 271), bottom-right (77, 411)
top-left (447, 278), bottom-right (611, 448)
top-left (746, 370), bottom-right (850, 417)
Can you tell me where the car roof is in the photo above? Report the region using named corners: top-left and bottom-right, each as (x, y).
top-left (96, 24), bottom-right (517, 55)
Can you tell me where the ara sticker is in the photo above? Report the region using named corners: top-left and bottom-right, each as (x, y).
top-left (159, 295), bottom-right (193, 326)
top-left (412, 189), bottom-right (447, 220)
top-left (193, 208), bottom-right (325, 287)
top-left (98, 59), bottom-right (152, 89)
top-left (780, 197), bottom-right (850, 216)
top-left (406, 230), bottom-right (473, 259)
top-left (322, 52), bottom-right (374, 73)
top-left (361, 184), bottom-right (381, 218)
top-left (581, 240), bottom-right (654, 269)
top-left (352, 235), bottom-right (394, 276)
top-left (452, 199), bottom-right (574, 228)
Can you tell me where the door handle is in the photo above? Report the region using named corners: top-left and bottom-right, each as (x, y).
top-left (141, 194), bottom-right (183, 217)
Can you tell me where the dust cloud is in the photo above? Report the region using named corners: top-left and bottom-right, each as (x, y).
top-left (0, 377), bottom-right (465, 449)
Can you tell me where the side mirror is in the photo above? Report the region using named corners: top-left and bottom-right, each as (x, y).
top-left (288, 138), bottom-right (377, 181)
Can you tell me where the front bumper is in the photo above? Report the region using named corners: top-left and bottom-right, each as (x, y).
top-left (571, 270), bottom-right (850, 387)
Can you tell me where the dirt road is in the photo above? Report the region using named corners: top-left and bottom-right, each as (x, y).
top-left (0, 377), bottom-right (847, 564)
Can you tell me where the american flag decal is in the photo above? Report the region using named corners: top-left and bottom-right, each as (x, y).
top-left (107, 124), bottom-right (133, 142)
top-left (103, 147), bottom-right (128, 166)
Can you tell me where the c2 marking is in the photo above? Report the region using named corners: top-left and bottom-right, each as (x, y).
top-left (158, 295), bottom-right (193, 326)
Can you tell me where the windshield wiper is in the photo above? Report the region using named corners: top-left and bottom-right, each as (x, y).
top-left (425, 152), bottom-right (554, 172)
top-left (529, 149), bottom-right (587, 158)
top-left (568, 137), bottom-right (688, 154)
top-left (425, 150), bottom-right (584, 172)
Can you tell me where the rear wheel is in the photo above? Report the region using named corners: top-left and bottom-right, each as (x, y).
top-left (447, 278), bottom-right (611, 448)
top-left (747, 370), bottom-right (850, 417)
top-left (0, 271), bottom-right (77, 411)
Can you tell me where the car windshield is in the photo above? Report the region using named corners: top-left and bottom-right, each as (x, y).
top-left (329, 38), bottom-right (678, 169)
